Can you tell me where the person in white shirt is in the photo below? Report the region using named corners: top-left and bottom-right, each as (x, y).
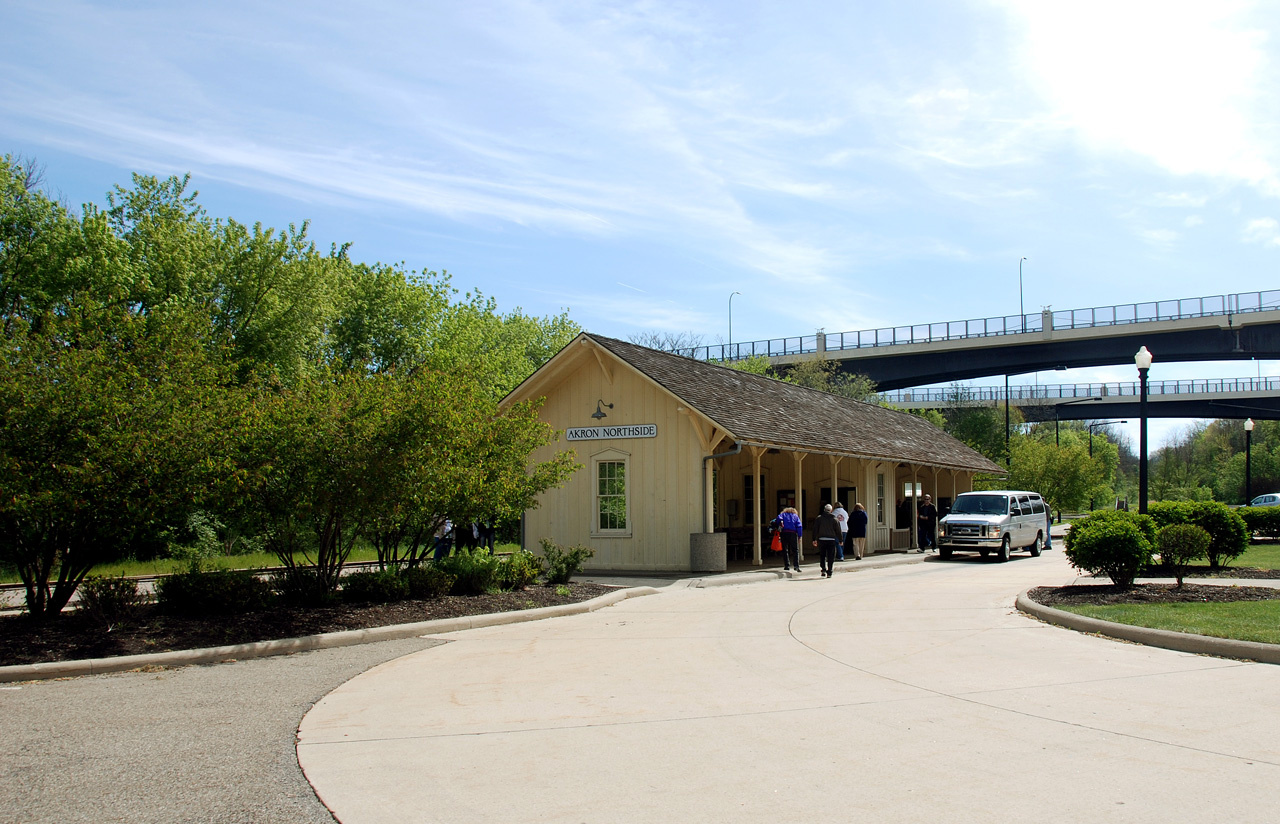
top-left (832, 502), bottom-right (849, 561)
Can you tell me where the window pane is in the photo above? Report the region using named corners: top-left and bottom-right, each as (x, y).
top-left (597, 461), bottom-right (627, 530)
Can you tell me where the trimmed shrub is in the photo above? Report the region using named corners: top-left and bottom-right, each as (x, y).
top-left (401, 565), bottom-right (455, 599)
top-left (156, 566), bottom-right (274, 616)
top-left (435, 547), bottom-right (501, 595)
top-left (268, 568), bottom-right (339, 608)
top-left (1063, 511), bottom-right (1155, 588)
top-left (539, 538), bottom-right (595, 585)
top-left (76, 575), bottom-right (147, 630)
top-left (1148, 500), bottom-right (1247, 568)
top-left (341, 570), bottom-right (410, 604)
top-left (1156, 523), bottom-right (1211, 587)
top-left (497, 549), bottom-right (544, 591)
top-left (1239, 506), bottom-right (1280, 541)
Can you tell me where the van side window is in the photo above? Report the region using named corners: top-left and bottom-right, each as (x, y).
top-left (1031, 497), bottom-right (1045, 514)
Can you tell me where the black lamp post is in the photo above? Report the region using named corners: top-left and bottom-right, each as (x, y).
top-left (1135, 346), bottom-right (1153, 514)
top-left (1246, 418), bottom-right (1255, 505)
top-left (1087, 419), bottom-right (1126, 511)
top-left (1004, 374), bottom-right (1011, 469)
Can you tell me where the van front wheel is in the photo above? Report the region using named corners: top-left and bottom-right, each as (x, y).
top-left (997, 535), bottom-right (1011, 562)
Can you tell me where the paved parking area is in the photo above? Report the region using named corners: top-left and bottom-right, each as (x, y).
top-left (299, 552), bottom-right (1280, 824)
top-left (0, 637), bottom-right (439, 824)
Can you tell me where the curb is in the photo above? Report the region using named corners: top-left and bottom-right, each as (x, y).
top-left (1016, 591), bottom-right (1280, 665)
top-left (0, 586), bottom-right (661, 684)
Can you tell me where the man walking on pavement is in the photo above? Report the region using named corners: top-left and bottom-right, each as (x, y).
top-left (813, 504), bottom-right (842, 577)
top-left (917, 494), bottom-right (938, 552)
top-left (832, 501), bottom-right (849, 561)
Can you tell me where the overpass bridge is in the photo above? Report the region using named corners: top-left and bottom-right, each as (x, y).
top-left (684, 289), bottom-right (1280, 391)
top-left (880, 377), bottom-right (1280, 421)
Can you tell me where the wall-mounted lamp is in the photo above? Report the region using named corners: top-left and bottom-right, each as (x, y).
top-left (592, 399), bottom-right (613, 420)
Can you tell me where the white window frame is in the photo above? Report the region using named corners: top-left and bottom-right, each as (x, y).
top-left (591, 448), bottom-right (632, 538)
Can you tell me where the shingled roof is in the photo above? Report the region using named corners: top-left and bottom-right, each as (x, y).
top-left (583, 334), bottom-right (1003, 474)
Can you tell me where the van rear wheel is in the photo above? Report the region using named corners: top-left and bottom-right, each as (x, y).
top-left (997, 535), bottom-right (1011, 562)
top-left (1029, 534), bottom-right (1042, 557)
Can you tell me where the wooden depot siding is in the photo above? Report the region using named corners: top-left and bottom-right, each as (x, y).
top-left (519, 341), bottom-right (707, 570)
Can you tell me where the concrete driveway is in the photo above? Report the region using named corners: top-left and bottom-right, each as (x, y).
top-left (299, 551), bottom-right (1280, 823)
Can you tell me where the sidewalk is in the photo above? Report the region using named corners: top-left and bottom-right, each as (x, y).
top-left (298, 551), bottom-right (1280, 824)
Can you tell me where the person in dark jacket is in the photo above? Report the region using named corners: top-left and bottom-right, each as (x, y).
top-left (917, 494), bottom-right (938, 552)
top-left (777, 506), bottom-right (803, 571)
top-left (849, 502), bottom-right (868, 560)
top-left (812, 504), bottom-right (842, 577)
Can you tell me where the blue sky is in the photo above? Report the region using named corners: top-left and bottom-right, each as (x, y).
top-left (4, 0), bottom-right (1280, 447)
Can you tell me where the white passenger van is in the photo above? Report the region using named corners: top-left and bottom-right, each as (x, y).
top-left (937, 490), bottom-right (1048, 562)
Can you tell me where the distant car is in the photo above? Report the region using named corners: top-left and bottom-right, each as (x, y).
top-left (1249, 493), bottom-right (1280, 507)
top-left (937, 490), bottom-right (1048, 562)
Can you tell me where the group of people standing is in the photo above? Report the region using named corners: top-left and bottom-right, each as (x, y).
top-left (432, 519), bottom-right (498, 560)
top-left (772, 501), bottom-right (868, 576)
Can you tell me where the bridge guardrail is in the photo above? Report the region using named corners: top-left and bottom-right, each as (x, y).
top-left (682, 289), bottom-right (1280, 362)
top-left (881, 377), bottom-right (1280, 405)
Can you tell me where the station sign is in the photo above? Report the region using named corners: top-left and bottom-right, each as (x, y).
top-left (566, 424), bottom-right (658, 441)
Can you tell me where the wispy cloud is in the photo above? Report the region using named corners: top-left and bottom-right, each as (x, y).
top-left (1243, 217), bottom-right (1280, 245)
top-left (998, 0), bottom-right (1279, 193)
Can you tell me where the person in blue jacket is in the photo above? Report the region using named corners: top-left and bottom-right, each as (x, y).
top-left (777, 506), bottom-right (803, 571)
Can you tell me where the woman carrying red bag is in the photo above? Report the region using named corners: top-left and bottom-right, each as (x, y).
top-left (776, 506), bottom-right (802, 571)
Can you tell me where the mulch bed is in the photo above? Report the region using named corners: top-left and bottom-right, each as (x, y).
top-left (1029, 582), bottom-right (1280, 608)
top-left (1028, 564), bottom-right (1280, 610)
top-left (0, 583), bottom-right (617, 668)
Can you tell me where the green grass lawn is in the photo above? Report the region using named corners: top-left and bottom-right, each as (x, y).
top-left (1057, 600), bottom-right (1280, 645)
top-left (1232, 542), bottom-right (1280, 570)
top-left (0, 543), bottom-right (523, 585)
top-left (1050, 539), bottom-right (1280, 645)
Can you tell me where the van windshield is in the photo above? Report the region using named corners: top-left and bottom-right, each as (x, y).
top-left (950, 495), bottom-right (1008, 515)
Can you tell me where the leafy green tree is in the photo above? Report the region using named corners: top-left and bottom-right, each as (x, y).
top-left (778, 357), bottom-right (879, 402)
top-left (0, 304), bottom-right (234, 618)
top-left (725, 354), bottom-right (772, 375)
top-left (242, 366), bottom-right (579, 593)
top-left (0, 158), bottom-right (582, 616)
top-left (1007, 434), bottom-right (1104, 515)
top-left (1156, 523), bottom-right (1211, 587)
top-left (424, 286), bottom-right (580, 400)
top-left (1147, 500), bottom-right (1248, 569)
top-left (938, 384), bottom-right (1015, 464)
top-left (724, 354), bottom-right (879, 403)
top-left (1063, 510), bottom-right (1156, 588)
top-left (358, 371), bottom-right (579, 570)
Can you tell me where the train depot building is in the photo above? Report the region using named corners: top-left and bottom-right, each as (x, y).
top-left (502, 334), bottom-right (1003, 572)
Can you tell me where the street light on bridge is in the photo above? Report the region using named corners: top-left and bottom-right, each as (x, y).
top-left (728, 291), bottom-right (741, 351)
top-left (1054, 396), bottom-right (1103, 446)
top-left (1019, 257), bottom-right (1027, 333)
